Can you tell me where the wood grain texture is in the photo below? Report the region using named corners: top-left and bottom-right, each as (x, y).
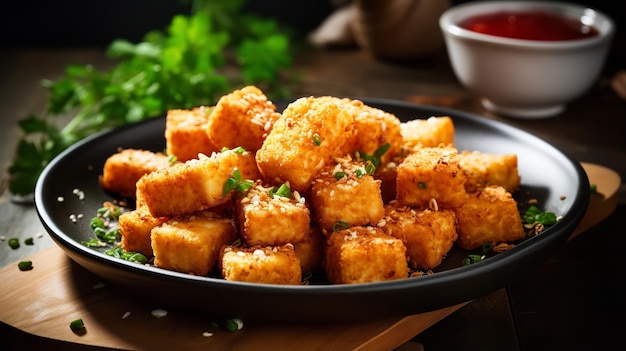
top-left (0, 247), bottom-right (465, 351)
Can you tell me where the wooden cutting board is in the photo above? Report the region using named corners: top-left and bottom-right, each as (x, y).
top-left (0, 162), bottom-right (619, 351)
top-left (0, 246), bottom-right (465, 351)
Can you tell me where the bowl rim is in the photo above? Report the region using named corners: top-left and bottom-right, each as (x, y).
top-left (439, 0), bottom-right (615, 49)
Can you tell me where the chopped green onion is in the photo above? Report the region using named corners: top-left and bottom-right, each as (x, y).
top-left (168, 155), bottom-right (178, 164)
top-left (418, 181), bottom-right (427, 190)
top-left (237, 179), bottom-right (255, 192)
top-left (334, 171), bottom-right (346, 180)
top-left (590, 184), bottom-right (597, 194)
top-left (222, 177), bottom-right (238, 197)
top-left (223, 169), bottom-right (253, 197)
top-left (225, 318), bottom-right (244, 332)
top-left (270, 183), bottom-right (291, 198)
top-left (8, 238), bottom-right (19, 249)
top-left (24, 237), bottom-right (34, 245)
top-left (70, 319), bottom-right (85, 331)
top-left (355, 169), bottom-right (364, 178)
top-left (332, 220), bottom-right (350, 232)
top-left (373, 143), bottom-right (391, 159)
top-left (481, 242), bottom-right (493, 253)
top-left (222, 146), bottom-right (246, 154)
top-left (90, 217), bottom-right (106, 230)
top-left (105, 247), bottom-right (148, 264)
top-left (18, 261), bottom-right (33, 271)
top-left (81, 238), bottom-right (106, 248)
top-left (523, 205), bottom-right (557, 225)
top-left (462, 254), bottom-right (483, 266)
top-left (313, 134), bottom-right (321, 146)
top-left (359, 143), bottom-right (391, 174)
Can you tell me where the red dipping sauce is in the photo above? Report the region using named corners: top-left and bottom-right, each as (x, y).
top-left (458, 10), bottom-right (599, 41)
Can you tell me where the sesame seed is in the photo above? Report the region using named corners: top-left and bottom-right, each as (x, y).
top-left (151, 309), bottom-right (168, 318)
top-left (202, 332), bottom-right (214, 337)
top-left (57, 196), bottom-right (64, 202)
top-left (122, 312), bottom-right (131, 319)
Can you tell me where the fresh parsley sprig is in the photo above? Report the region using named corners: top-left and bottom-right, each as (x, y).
top-left (8, 0), bottom-right (297, 196)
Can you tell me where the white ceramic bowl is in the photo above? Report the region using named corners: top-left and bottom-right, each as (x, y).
top-left (439, 1), bottom-right (614, 118)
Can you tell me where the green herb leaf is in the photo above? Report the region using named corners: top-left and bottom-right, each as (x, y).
top-left (8, 1), bottom-right (298, 196)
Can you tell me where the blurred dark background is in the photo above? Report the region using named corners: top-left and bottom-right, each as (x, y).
top-left (1, 0), bottom-right (623, 49)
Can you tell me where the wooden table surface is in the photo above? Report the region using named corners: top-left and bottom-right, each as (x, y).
top-left (1, 42), bottom-right (624, 351)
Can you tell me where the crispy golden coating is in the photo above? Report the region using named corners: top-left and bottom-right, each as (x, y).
top-left (396, 146), bottom-right (467, 209)
top-left (311, 157), bottom-right (385, 234)
top-left (151, 210), bottom-right (238, 276)
top-left (136, 150), bottom-right (240, 217)
top-left (324, 226), bottom-right (408, 284)
top-left (99, 149), bottom-right (172, 198)
top-left (118, 207), bottom-right (167, 258)
top-left (219, 244), bottom-right (302, 285)
top-left (206, 85), bottom-right (281, 151)
top-left (235, 183), bottom-right (310, 246)
top-left (255, 96), bottom-right (354, 192)
top-left (234, 150), bottom-right (263, 182)
top-left (401, 116), bottom-right (455, 151)
top-left (165, 107), bottom-right (219, 162)
top-left (293, 225), bottom-right (325, 273)
top-left (324, 97), bottom-right (403, 165)
top-left (381, 202), bottom-right (458, 270)
top-left (455, 185), bottom-right (525, 250)
top-left (459, 150), bottom-right (521, 193)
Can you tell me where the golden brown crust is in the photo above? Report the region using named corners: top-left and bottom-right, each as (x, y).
top-left (99, 149), bottom-right (172, 198)
top-left (324, 226), bottom-right (408, 284)
top-left (310, 157), bottom-right (384, 234)
top-left (235, 183), bottom-right (310, 246)
top-left (459, 150), bottom-right (521, 193)
top-left (151, 210), bottom-right (238, 276)
top-left (401, 116), bottom-right (455, 151)
top-left (381, 202), bottom-right (458, 270)
top-left (136, 150), bottom-right (240, 217)
top-left (207, 85), bottom-right (281, 151)
top-left (396, 146), bottom-right (467, 209)
top-left (219, 244), bottom-right (302, 285)
top-left (165, 107), bottom-right (219, 162)
top-left (455, 185), bottom-right (526, 250)
top-left (255, 96), bottom-right (354, 192)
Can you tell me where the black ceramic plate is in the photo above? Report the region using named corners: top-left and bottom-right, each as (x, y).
top-left (35, 98), bottom-right (589, 323)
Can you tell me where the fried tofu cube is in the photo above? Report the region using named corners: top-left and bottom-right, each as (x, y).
top-left (455, 185), bottom-right (525, 250)
top-left (324, 226), bottom-right (408, 284)
top-left (118, 207), bottom-right (167, 258)
top-left (99, 149), bottom-right (172, 198)
top-left (136, 149), bottom-right (240, 217)
top-left (381, 202), bottom-right (458, 270)
top-left (235, 183), bottom-right (310, 246)
top-left (151, 210), bottom-right (238, 276)
top-left (206, 85), bottom-right (281, 151)
top-left (401, 116), bottom-right (455, 151)
top-left (293, 225), bottom-right (325, 273)
top-left (331, 97), bottom-right (403, 165)
top-left (165, 107), bottom-right (219, 162)
top-left (255, 96), bottom-right (354, 192)
top-left (311, 157), bottom-right (385, 234)
top-left (219, 244), bottom-right (302, 285)
top-left (396, 146), bottom-right (467, 209)
top-left (459, 150), bottom-right (521, 193)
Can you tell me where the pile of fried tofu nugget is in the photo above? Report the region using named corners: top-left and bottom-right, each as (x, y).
top-left (99, 85), bottom-right (526, 285)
